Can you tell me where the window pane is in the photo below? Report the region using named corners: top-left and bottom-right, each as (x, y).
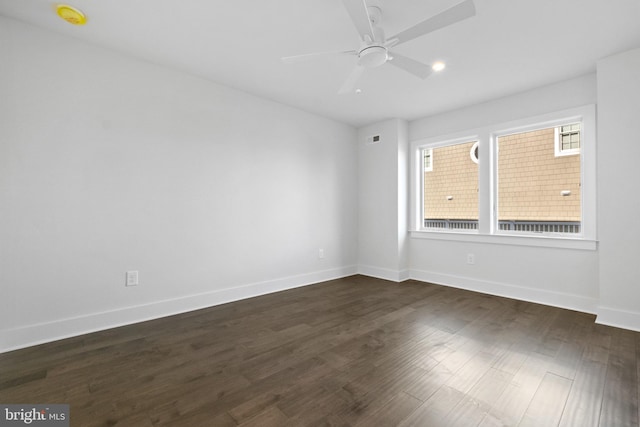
top-left (570, 133), bottom-right (579, 148)
top-left (423, 141), bottom-right (478, 230)
top-left (498, 126), bottom-right (581, 234)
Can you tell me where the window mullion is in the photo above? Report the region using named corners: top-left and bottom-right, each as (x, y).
top-left (478, 135), bottom-right (492, 234)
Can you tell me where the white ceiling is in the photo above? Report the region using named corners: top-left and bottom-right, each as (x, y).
top-left (1, 0), bottom-right (639, 127)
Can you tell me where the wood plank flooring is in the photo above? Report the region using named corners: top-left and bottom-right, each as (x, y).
top-left (1, 275), bottom-right (638, 426)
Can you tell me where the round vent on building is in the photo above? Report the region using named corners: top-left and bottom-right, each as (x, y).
top-left (470, 141), bottom-right (479, 164)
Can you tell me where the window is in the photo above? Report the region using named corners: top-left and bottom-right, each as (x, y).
top-left (411, 105), bottom-right (596, 249)
top-left (497, 125), bottom-right (581, 234)
top-left (422, 140), bottom-right (478, 231)
top-left (423, 148), bottom-right (433, 172)
top-left (555, 123), bottom-right (581, 156)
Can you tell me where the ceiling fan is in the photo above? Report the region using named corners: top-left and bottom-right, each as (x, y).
top-left (282, 0), bottom-right (476, 94)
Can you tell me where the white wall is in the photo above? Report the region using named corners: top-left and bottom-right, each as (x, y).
top-left (355, 67), bottom-right (640, 331)
top-left (357, 119), bottom-right (409, 281)
top-left (406, 74), bottom-right (600, 313)
top-left (596, 48), bottom-right (640, 329)
top-left (0, 17), bottom-right (358, 352)
top-left (410, 74), bottom-right (598, 137)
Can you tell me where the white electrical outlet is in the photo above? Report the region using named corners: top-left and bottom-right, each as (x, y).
top-left (126, 271), bottom-right (139, 287)
top-left (318, 248), bottom-right (325, 259)
top-left (467, 254), bottom-right (475, 265)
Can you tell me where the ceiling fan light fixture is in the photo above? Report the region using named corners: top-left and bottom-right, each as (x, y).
top-left (357, 46), bottom-right (388, 68)
top-left (432, 61), bottom-right (446, 72)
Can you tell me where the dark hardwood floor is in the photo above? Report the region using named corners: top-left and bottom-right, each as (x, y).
top-left (1, 275), bottom-right (639, 426)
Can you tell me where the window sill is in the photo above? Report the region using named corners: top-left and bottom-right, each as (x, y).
top-left (410, 230), bottom-right (597, 251)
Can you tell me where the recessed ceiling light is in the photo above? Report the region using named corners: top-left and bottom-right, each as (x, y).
top-left (355, 89), bottom-right (362, 94)
top-left (56, 5), bottom-right (87, 25)
top-left (432, 61), bottom-right (446, 72)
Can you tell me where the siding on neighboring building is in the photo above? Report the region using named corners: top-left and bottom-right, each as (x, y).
top-left (498, 128), bottom-right (581, 221)
top-left (424, 127), bottom-right (581, 222)
top-left (424, 141), bottom-right (478, 220)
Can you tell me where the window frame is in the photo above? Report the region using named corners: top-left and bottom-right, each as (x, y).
top-left (410, 105), bottom-right (597, 250)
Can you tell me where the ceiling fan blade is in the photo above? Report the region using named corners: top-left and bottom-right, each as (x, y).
top-left (338, 66), bottom-right (365, 94)
top-left (388, 52), bottom-right (432, 79)
top-left (389, 0), bottom-right (476, 47)
top-left (341, 0), bottom-right (375, 42)
top-left (282, 50), bottom-right (357, 64)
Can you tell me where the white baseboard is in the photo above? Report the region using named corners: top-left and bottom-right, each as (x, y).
top-left (9, 266), bottom-right (635, 354)
top-left (357, 265), bottom-right (410, 282)
top-left (595, 306), bottom-right (640, 332)
top-left (409, 269), bottom-right (598, 314)
top-left (0, 265), bottom-right (358, 353)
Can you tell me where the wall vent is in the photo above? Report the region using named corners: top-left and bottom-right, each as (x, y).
top-left (366, 134), bottom-right (381, 144)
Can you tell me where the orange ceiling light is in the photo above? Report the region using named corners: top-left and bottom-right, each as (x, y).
top-left (56, 5), bottom-right (87, 25)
